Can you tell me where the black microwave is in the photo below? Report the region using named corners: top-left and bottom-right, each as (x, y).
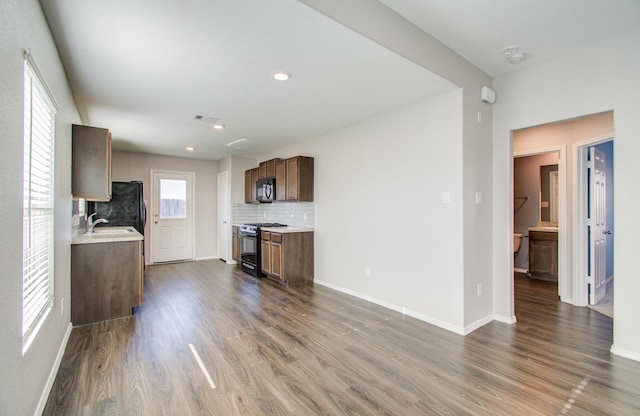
top-left (256, 177), bottom-right (275, 202)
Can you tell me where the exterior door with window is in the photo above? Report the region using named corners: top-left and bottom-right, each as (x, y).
top-left (152, 171), bottom-right (194, 263)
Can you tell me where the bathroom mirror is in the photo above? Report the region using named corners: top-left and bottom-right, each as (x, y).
top-left (540, 164), bottom-right (558, 222)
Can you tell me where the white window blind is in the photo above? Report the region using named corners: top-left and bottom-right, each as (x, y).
top-left (22, 52), bottom-right (57, 353)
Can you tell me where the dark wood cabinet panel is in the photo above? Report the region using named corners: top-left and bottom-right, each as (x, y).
top-left (261, 239), bottom-right (271, 275)
top-left (72, 124), bottom-right (112, 201)
top-left (275, 159), bottom-right (286, 201)
top-left (244, 167), bottom-right (259, 204)
top-left (246, 156), bottom-right (313, 204)
top-left (529, 231), bottom-right (558, 282)
top-left (261, 231), bottom-right (313, 286)
top-left (285, 156), bottom-right (314, 202)
top-left (270, 241), bottom-right (283, 280)
top-left (232, 226), bottom-right (240, 263)
top-left (259, 158), bottom-right (280, 179)
top-left (72, 240), bottom-right (143, 325)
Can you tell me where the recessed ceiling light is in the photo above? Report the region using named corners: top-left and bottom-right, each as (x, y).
top-left (212, 123), bottom-right (225, 130)
top-left (226, 138), bottom-right (246, 147)
top-left (185, 146), bottom-right (195, 151)
top-left (272, 71), bottom-right (292, 81)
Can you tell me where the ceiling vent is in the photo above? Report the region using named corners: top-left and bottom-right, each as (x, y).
top-left (193, 115), bottom-right (219, 124)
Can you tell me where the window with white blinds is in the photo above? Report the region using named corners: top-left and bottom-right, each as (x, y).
top-left (22, 53), bottom-right (57, 353)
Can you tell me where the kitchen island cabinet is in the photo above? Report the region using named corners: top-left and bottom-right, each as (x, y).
top-left (72, 124), bottom-right (112, 201)
top-left (71, 228), bottom-right (144, 325)
top-left (260, 228), bottom-right (314, 286)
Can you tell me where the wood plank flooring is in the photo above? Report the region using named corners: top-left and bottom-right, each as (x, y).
top-left (43, 262), bottom-right (640, 415)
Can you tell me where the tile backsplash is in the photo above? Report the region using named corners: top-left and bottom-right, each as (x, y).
top-left (232, 202), bottom-right (315, 228)
top-left (71, 198), bottom-right (88, 238)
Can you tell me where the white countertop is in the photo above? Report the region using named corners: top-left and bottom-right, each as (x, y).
top-left (72, 226), bottom-right (143, 245)
top-left (261, 226), bottom-right (314, 233)
top-left (528, 226), bottom-right (559, 232)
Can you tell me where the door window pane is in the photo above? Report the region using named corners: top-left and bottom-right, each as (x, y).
top-left (160, 179), bottom-right (186, 219)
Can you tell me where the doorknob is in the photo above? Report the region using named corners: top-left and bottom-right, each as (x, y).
top-left (154, 220), bottom-right (158, 224)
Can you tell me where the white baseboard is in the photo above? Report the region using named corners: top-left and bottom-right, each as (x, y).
top-left (610, 345), bottom-right (640, 363)
top-left (34, 322), bottom-right (73, 416)
top-left (314, 279), bottom-right (496, 336)
top-left (195, 256), bottom-right (218, 261)
top-left (463, 315), bottom-right (495, 334)
top-left (493, 314), bottom-right (517, 324)
top-left (514, 268), bottom-right (528, 274)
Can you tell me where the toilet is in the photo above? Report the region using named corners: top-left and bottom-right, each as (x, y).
top-left (514, 233), bottom-right (523, 253)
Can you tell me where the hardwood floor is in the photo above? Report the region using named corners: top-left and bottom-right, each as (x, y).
top-left (43, 261), bottom-right (640, 415)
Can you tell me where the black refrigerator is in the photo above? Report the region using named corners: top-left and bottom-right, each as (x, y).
top-left (89, 181), bottom-right (146, 235)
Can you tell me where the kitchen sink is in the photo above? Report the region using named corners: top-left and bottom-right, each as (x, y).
top-left (86, 228), bottom-right (134, 235)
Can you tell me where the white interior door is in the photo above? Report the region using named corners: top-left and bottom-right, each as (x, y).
top-left (152, 171), bottom-right (194, 263)
top-left (588, 147), bottom-right (607, 305)
top-left (217, 171), bottom-right (230, 262)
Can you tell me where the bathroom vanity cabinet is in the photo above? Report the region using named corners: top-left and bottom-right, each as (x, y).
top-left (528, 230), bottom-right (558, 282)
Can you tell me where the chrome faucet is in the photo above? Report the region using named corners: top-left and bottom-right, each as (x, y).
top-left (87, 212), bottom-right (109, 233)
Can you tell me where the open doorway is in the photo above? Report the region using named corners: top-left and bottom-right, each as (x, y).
top-left (514, 152), bottom-right (561, 288)
top-left (577, 139), bottom-right (614, 318)
top-left (511, 111), bottom-right (614, 318)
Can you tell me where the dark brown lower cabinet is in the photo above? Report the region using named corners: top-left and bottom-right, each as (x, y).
top-left (528, 231), bottom-right (558, 282)
top-left (232, 226), bottom-right (240, 264)
top-left (71, 240), bottom-right (143, 325)
top-left (261, 231), bottom-right (314, 286)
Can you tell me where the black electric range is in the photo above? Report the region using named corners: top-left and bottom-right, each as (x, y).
top-left (239, 223), bottom-right (287, 276)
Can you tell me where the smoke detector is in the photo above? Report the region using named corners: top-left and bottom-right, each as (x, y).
top-left (502, 46), bottom-right (526, 64)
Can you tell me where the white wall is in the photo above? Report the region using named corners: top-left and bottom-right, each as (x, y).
top-left (299, 0), bottom-right (495, 332)
top-left (263, 90), bottom-right (469, 331)
top-left (493, 28), bottom-right (640, 360)
top-left (111, 151), bottom-right (219, 261)
top-left (0, 0), bottom-right (81, 414)
top-left (229, 155), bottom-right (258, 204)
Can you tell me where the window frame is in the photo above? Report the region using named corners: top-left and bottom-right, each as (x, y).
top-left (22, 50), bottom-right (58, 354)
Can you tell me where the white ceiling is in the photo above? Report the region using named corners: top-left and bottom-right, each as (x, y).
top-left (40, 0), bottom-right (640, 161)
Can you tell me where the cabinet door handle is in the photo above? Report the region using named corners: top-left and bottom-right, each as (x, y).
top-left (603, 230), bottom-right (612, 235)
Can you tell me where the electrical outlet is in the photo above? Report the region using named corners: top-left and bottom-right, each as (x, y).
top-left (303, 213), bottom-right (307, 221)
top-left (263, 211), bottom-right (267, 218)
top-left (365, 267), bottom-right (371, 278)
top-left (442, 191), bottom-right (451, 204)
